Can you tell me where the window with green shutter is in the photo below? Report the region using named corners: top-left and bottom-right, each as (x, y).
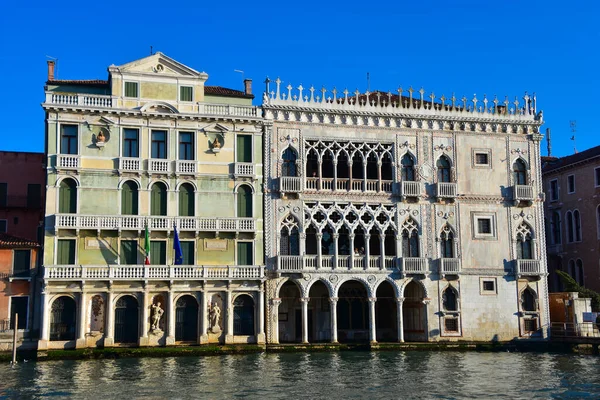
top-left (180, 241), bottom-right (194, 265)
top-left (151, 182), bottom-right (167, 216)
top-left (237, 185), bottom-right (252, 218)
top-left (59, 179), bottom-right (77, 214)
top-left (121, 181), bottom-right (139, 215)
top-left (124, 81), bottom-right (139, 98)
top-left (150, 241), bottom-right (166, 265)
top-left (57, 239), bottom-right (76, 264)
top-left (178, 183), bottom-right (194, 216)
top-left (13, 250), bottom-right (31, 276)
top-left (236, 135), bottom-right (252, 163)
top-left (120, 240), bottom-right (138, 265)
top-left (180, 86), bottom-right (193, 102)
top-left (237, 242), bottom-right (253, 266)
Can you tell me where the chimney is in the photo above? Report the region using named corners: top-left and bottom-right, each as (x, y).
top-left (546, 128), bottom-right (552, 157)
top-left (47, 60), bottom-right (55, 81)
top-left (244, 79), bottom-right (252, 96)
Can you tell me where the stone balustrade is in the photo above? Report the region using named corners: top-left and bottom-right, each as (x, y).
top-left (303, 178), bottom-right (393, 194)
top-left (277, 255), bottom-right (399, 272)
top-left (44, 264), bottom-right (264, 280)
top-left (516, 259), bottom-right (541, 277)
top-left (401, 257), bottom-right (428, 275)
top-left (235, 162), bottom-right (255, 177)
top-left (401, 181), bottom-right (421, 198)
top-left (57, 154), bottom-right (80, 170)
top-left (119, 157), bottom-right (142, 173)
top-left (54, 214), bottom-right (255, 232)
top-left (176, 160), bottom-right (197, 175)
top-left (512, 185), bottom-right (534, 202)
top-left (435, 182), bottom-right (457, 199)
top-left (280, 176), bottom-right (302, 192)
top-left (439, 258), bottom-right (461, 276)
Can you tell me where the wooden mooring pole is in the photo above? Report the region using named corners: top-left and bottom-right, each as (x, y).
top-left (11, 313), bottom-right (18, 364)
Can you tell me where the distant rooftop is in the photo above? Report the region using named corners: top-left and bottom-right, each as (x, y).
top-left (542, 145), bottom-right (600, 174)
top-left (0, 233), bottom-right (39, 249)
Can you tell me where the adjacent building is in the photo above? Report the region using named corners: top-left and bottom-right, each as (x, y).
top-left (263, 82), bottom-right (549, 343)
top-left (39, 53), bottom-right (265, 349)
top-left (543, 146), bottom-right (600, 293)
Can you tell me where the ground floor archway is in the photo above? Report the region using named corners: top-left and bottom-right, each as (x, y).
top-left (279, 281), bottom-right (301, 343)
top-left (50, 296), bottom-right (76, 341)
top-left (175, 295), bottom-right (198, 342)
top-left (115, 295), bottom-right (139, 344)
top-left (233, 295), bottom-right (255, 335)
top-left (308, 280), bottom-right (331, 342)
top-left (375, 281), bottom-right (398, 342)
top-left (337, 280), bottom-right (369, 343)
top-left (403, 281), bottom-right (427, 342)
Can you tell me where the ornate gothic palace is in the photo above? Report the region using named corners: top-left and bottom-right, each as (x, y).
top-left (263, 80), bottom-right (548, 343)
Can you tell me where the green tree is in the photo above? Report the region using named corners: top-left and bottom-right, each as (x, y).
top-left (557, 270), bottom-right (600, 311)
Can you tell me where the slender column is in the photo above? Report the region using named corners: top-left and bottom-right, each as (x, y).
top-left (423, 299), bottom-right (430, 342)
top-left (368, 297), bottom-right (377, 344)
top-left (39, 286), bottom-right (49, 341)
top-left (318, 161), bottom-right (323, 191)
top-left (377, 161), bottom-right (382, 192)
top-left (316, 233), bottom-right (323, 268)
top-left (349, 234), bottom-right (355, 270)
top-left (397, 297), bottom-right (405, 342)
top-left (140, 291), bottom-right (149, 345)
top-left (362, 162), bottom-right (367, 192)
top-left (105, 291), bottom-right (114, 346)
top-left (299, 233), bottom-right (307, 259)
top-left (380, 234), bottom-right (386, 270)
top-left (226, 290), bottom-right (234, 343)
top-left (300, 297), bottom-right (309, 344)
top-left (257, 287), bottom-right (265, 344)
top-left (333, 233), bottom-right (339, 270)
top-left (199, 291), bottom-right (208, 344)
top-left (333, 160), bottom-right (338, 191)
top-left (347, 162), bottom-right (352, 191)
top-left (76, 292), bottom-right (87, 347)
top-left (271, 299), bottom-right (282, 344)
top-left (166, 290), bottom-right (175, 345)
top-left (396, 234), bottom-right (403, 272)
top-left (330, 297), bottom-right (339, 343)
top-left (364, 234), bottom-right (371, 270)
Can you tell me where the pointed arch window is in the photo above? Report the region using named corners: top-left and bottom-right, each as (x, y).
top-left (566, 211), bottom-right (574, 243)
top-left (280, 215), bottom-right (299, 256)
top-left (401, 154), bottom-right (415, 181)
top-left (237, 185), bottom-right (252, 218)
top-left (574, 210), bottom-right (582, 242)
top-left (437, 155), bottom-right (451, 183)
top-left (121, 180), bottom-right (138, 215)
top-left (513, 159), bottom-right (528, 185)
top-left (516, 223), bottom-right (533, 260)
top-left (281, 147), bottom-right (298, 177)
top-left (401, 218), bottom-right (419, 257)
top-left (58, 178), bottom-right (77, 214)
top-left (521, 288), bottom-right (537, 312)
top-left (576, 259), bottom-right (584, 286)
top-left (440, 224), bottom-right (455, 258)
top-left (551, 211), bottom-right (561, 245)
top-left (442, 287), bottom-right (458, 311)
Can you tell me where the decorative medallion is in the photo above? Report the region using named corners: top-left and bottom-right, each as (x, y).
top-left (303, 273), bottom-right (312, 281)
top-left (367, 275), bottom-right (376, 284)
top-left (329, 274), bottom-right (339, 284)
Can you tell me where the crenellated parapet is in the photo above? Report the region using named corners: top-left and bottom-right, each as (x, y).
top-left (263, 78), bottom-right (543, 131)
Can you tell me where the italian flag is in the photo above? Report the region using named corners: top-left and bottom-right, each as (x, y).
top-left (144, 225), bottom-right (151, 265)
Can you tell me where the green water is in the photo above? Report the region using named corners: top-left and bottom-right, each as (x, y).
top-left (0, 351), bottom-right (598, 399)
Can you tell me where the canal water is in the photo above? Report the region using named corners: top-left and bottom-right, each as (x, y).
top-left (0, 351), bottom-right (599, 399)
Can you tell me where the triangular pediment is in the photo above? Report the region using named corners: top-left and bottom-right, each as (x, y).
top-left (111, 52), bottom-right (207, 78)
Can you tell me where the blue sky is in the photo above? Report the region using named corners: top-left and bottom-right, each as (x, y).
top-left (0, 0), bottom-right (597, 157)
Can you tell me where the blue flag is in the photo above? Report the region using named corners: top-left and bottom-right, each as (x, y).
top-left (173, 225), bottom-right (183, 265)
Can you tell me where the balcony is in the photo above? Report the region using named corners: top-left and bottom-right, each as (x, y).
top-left (57, 154), bottom-right (79, 170)
top-left (119, 157), bottom-right (142, 174)
top-left (303, 178), bottom-right (393, 194)
top-left (511, 185), bottom-right (534, 205)
top-left (148, 159), bottom-right (170, 175)
top-left (234, 163), bottom-right (255, 178)
top-left (400, 181), bottom-right (421, 199)
top-left (280, 176), bottom-right (302, 193)
top-left (439, 258), bottom-right (461, 277)
top-left (276, 255), bottom-right (398, 272)
top-left (516, 259), bottom-right (541, 278)
top-left (44, 265), bottom-right (264, 281)
top-left (176, 160), bottom-right (197, 175)
top-left (54, 214), bottom-right (255, 233)
top-left (435, 182), bottom-right (457, 200)
top-left (401, 257), bottom-right (427, 275)
top-left (45, 93), bottom-right (113, 108)
top-left (198, 103), bottom-right (260, 118)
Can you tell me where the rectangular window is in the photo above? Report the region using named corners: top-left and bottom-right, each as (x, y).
top-left (549, 179), bottom-right (559, 201)
top-left (481, 278), bottom-right (497, 294)
top-left (13, 250), bottom-right (31, 277)
top-left (567, 175), bottom-right (575, 194)
top-left (151, 130), bottom-right (167, 159)
top-left (237, 135), bottom-right (252, 163)
top-left (595, 167), bottom-right (600, 187)
top-left (150, 241), bottom-right (166, 265)
top-left (477, 219), bottom-right (492, 234)
top-left (0, 220), bottom-right (6, 233)
top-left (120, 240), bottom-right (138, 265)
top-left (475, 153), bottom-right (488, 165)
top-left (444, 317), bottom-right (459, 332)
top-left (472, 149), bottom-right (491, 168)
top-left (123, 128), bottom-right (139, 158)
top-left (27, 184), bottom-right (41, 208)
top-left (180, 241), bottom-right (194, 265)
top-left (237, 242), bottom-right (253, 266)
top-left (0, 182), bottom-right (6, 207)
top-left (180, 86), bottom-right (193, 102)
top-left (472, 213), bottom-right (496, 240)
top-left (524, 318), bottom-right (538, 333)
top-left (179, 132), bottom-right (194, 160)
top-left (10, 297), bottom-right (28, 330)
top-left (60, 124), bottom-right (78, 155)
top-left (124, 81), bottom-right (139, 98)
top-left (57, 239), bottom-right (76, 264)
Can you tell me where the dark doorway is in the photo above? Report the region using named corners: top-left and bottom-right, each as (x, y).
top-left (115, 295), bottom-right (139, 344)
top-left (175, 295), bottom-right (198, 342)
top-left (49, 296), bottom-right (76, 341)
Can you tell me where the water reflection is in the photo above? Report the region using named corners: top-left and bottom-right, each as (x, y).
top-left (1, 351), bottom-right (600, 399)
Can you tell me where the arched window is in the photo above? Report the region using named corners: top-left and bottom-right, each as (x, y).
top-left (366, 152), bottom-right (378, 180)
top-left (233, 295), bottom-right (255, 335)
top-left (566, 211), bottom-right (574, 243)
top-left (321, 225), bottom-right (334, 256)
top-left (513, 159), bottom-right (528, 185)
top-left (352, 153), bottom-right (364, 180)
top-left (237, 185), bottom-right (252, 218)
top-left (440, 224), bottom-right (454, 258)
top-left (401, 218), bottom-right (419, 257)
top-left (150, 182), bottom-right (167, 216)
top-left (576, 259), bottom-right (584, 286)
top-left (574, 210), bottom-right (582, 242)
top-left (401, 154), bottom-right (415, 181)
top-left (442, 287), bottom-right (458, 311)
top-left (178, 183), bottom-right (195, 217)
top-left (306, 149), bottom-right (319, 178)
top-left (305, 224), bottom-right (318, 255)
top-left (280, 215), bottom-right (299, 256)
top-left (521, 288), bottom-right (537, 312)
top-left (58, 178), bottom-right (77, 214)
top-left (49, 296), bottom-right (76, 341)
top-left (322, 150), bottom-right (334, 179)
top-left (516, 223), bottom-right (533, 260)
top-left (437, 155), bottom-right (451, 183)
top-left (121, 180), bottom-right (139, 215)
top-left (551, 211), bottom-right (561, 245)
top-left (568, 260), bottom-right (575, 280)
top-left (338, 226), bottom-right (350, 256)
top-left (282, 147), bottom-right (298, 177)
top-left (381, 153), bottom-right (393, 181)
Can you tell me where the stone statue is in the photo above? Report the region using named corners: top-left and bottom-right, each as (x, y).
top-left (209, 302), bottom-right (221, 333)
top-left (151, 302), bottom-right (164, 331)
top-left (212, 137), bottom-right (222, 149)
top-left (96, 131), bottom-right (106, 143)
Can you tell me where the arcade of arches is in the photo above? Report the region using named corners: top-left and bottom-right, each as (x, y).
top-left (273, 279), bottom-right (428, 344)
